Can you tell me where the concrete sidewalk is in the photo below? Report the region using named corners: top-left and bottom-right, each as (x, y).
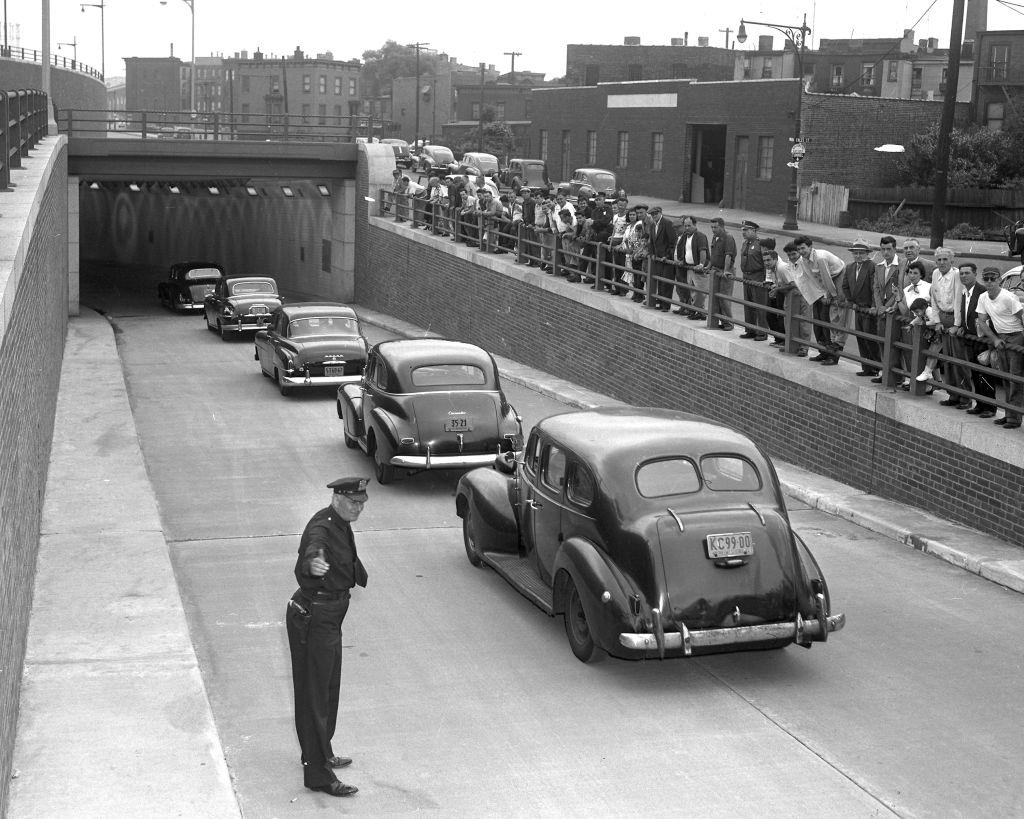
top-left (8, 302), bottom-right (1023, 816)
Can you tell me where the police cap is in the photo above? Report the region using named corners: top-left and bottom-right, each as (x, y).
top-left (327, 477), bottom-right (370, 501)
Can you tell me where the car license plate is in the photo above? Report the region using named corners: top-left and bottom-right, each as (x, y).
top-left (324, 365), bottom-right (346, 377)
top-left (250, 305), bottom-right (268, 315)
top-left (706, 532), bottom-right (753, 559)
top-left (444, 418), bottom-right (472, 432)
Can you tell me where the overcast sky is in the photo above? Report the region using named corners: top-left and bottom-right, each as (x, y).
top-left (4, 0), bottom-right (1019, 82)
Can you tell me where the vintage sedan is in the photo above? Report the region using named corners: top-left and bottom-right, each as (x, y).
top-left (337, 339), bottom-right (522, 484)
top-left (254, 303), bottom-right (367, 396)
top-left (157, 261), bottom-right (223, 312)
top-left (203, 276), bottom-right (282, 339)
top-left (455, 407), bottom-right (845, 663)
top-left (415, 144), bottom-right (455, 174)
top-left (559, 167), bottom-right (619, 201)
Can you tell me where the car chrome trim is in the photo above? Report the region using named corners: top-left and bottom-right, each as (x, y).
top-left (618, 613), bottom-right (846, 652)
top-left (391, 453), bottom-right (505, 469)
top-left (279, 373), bottom-right (362, 387)
top-left (667, 508), bottom-right (685, 533)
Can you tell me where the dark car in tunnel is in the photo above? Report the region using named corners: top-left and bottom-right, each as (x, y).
top-left (203, 276), bottom-right (282, 339)
top-left (157, 261), bottom-right (224, 312)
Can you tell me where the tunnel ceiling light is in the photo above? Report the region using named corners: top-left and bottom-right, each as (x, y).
top-left (128, 183), bottom-right (141, 192)
top-left (168, 184), bottom-right (181, 194)
top-left (317, 184), bottom-right (331, 197)
top-left (208, 186), bottom-right (220, 195)
top-left (245, 185), bottom-right (259, 196)
top-left (281, 185), bottom-right (295, 198)
top-left (88, 181), bottom-right (100, 190)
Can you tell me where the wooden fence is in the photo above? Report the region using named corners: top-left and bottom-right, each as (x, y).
top-left (798, 182), bottom-right (850, 226)
top-left (847, 185), bottom-right (1023, 235)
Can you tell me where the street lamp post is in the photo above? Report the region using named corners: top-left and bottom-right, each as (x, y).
top-left (737, 13), bottom-right (810, 230)
top-left (161, 0), bottom-right (195, 113)
top-left (407, 42), bottom-right (428, 149)
top-left (58, 36), bottom-right (78, 66)
top-left (80, 0), bottom-right (105, 80)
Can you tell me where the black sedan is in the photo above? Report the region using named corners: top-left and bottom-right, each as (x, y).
top-left (455, 407), bottom-right (845, 663)
top-left (203, 276), bottom-right (282, 340)
top-left (337, 339), bottom-right (522, 484)
top-left (254, 303), bottom-right (367, 396)
top-left (157, 261), bottom-right (223, 312)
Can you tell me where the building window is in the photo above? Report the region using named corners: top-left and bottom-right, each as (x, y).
top-left (756, 136), bottom-right (774, 180)
top-left (742, 57), bottom-right (752, 79)
top-left (318, 103), bottom-right (326, 124)
top-left (887, 61), bottom-right (898, 82)
top-left (540, 129), bottom-right (548, 161)
top-left (561, 130), bottom-right (571, 179)
top-left (987, 101), bottom-right (1005, 131)
top-left (761, 57), bottom-right (773, 79)
top-left (587, 131), bottom-right (597, 165)
top-left (334, 104), bottom-right (342, 118)
top-left (831, 65), bottom-right (844, 88)
top-left (651, 132), bottom-right (664, 171)
top-left (627, 64), bottom-right (642, 81)
top-left (524, 99), bottom-right (531, 119)
top-left (861, 63), bottom-right (875, 86)
top-left (471, 102), bottom-right (481, 119)
top-left (242, 75), bottom-right (250, 93)
top-left (349, 78), bottom-right (357, 96)
top-left (271, 78), bottom-right (280, 93)
top-left (495, 102), bottom-right (505, 120)
top-left (585, 64), bottom-right (599, 85)
top-left (241, 102), bottom-right (250, 123)
top-left (617, 131), bottom-right (629, 168)
top-left (301, 103), bottom-right (311, 123)
top-left (348, 101), bottom-right (360, 116)
top-left (302, 74), bottom-right (311, 93)
top-left (990, 45), bottom-right (1010, 80)
top-left (911, 66), bottom-right (923, 96)
top-left (319, 76), bottom-right (326, 94)
top-left (334, 77), bottom-right (342, 95)
top-left (940, 67), bottom-right (948, 93)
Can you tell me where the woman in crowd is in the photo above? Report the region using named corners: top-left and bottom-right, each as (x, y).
top-left (622, 207), bottom-right (650, 302)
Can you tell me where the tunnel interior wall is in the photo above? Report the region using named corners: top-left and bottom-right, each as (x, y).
top-left (354, 175), bottom-right (1023, 548)
top-left (78, 178), bottom-right (357, 302)
top-left (0, 136), bottom-right (69, 814)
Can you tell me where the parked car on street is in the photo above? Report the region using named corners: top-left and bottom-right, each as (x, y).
top-left (499, 159), bottom-right (552, 195)
top-left (414, 144), bottom-right (455, 174)
top-left (382, 138), bottom-right (413, 169)
top-left (157, 261), bottom-right (224, 312)
top-left (254, 303), bottom-right (367, 396)
top-left (459, 151), bottom-right (500, 178)
top-left (558, 168), bottom-right (619, 201)
top-left (203, 276), bottom-right (282, 340)
top-left (336, 338), bottom-right (522, 484)
top-left (455, 407), bottom-right (845, 663)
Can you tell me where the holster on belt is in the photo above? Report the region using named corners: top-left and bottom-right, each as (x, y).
top-left (288, 598), bottom-right (313, 645)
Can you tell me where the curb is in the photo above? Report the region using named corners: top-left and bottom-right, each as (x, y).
top-left (357, 307), bottom-right (1024, 597)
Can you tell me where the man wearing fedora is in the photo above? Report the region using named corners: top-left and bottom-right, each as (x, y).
top-left (286, 477), bottom-right (371, 798)
top-left (841, 239), bottom-right (882, 376)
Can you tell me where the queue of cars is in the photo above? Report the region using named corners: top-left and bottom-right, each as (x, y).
top-left (160, 259), bottom-right (844, 664)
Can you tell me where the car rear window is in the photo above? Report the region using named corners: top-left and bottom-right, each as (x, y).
top-left (184, 267), bottom-right (220, 280)
top-left (700, 456), bottom-right (762, 491)
top-left (636, 458), bottom-right (701, 497)
top-left (410, 364), bottom-right (487, 387)
top-left (230, 281), bottom-right (276, 295)
top-left (592, 173), bottom-right (615, 189)
top-left (288, 316), bottom-right (357, 338)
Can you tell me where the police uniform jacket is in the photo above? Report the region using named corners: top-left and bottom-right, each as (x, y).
top-left (294, 506), bottom-right (368, 594)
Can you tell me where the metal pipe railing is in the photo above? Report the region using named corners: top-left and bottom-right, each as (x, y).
top-left (0, 89), bottom-right (49, 191)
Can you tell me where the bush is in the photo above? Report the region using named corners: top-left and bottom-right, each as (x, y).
top-left (946, 222), bottom-right (986, 240)
top-left (856, 205), bottom-right (929, 237)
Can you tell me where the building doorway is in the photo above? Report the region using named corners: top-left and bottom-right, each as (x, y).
top-left (689, 125), bottom-right (726, 205)
top-left (733, 135), bottom-right (750, 211)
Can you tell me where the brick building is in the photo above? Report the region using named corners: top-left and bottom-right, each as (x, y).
top-left (530, 78), bottom-right (800, 212)
top-left (391, 63), bottom-right (501, 144)
top-left (565, 42), bottom-right (736, 86)
top-left (124, 56), bottom-right (182, 113)
top-left (972, 29), bottom-right (1024, 128)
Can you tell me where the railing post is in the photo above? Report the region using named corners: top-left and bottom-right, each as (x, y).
top-left (908, 323), bottom-right (928, 397)
top-left (782, 288), bottom-right (799, 353)
top-left (11, 91), bottom-right (23, 168)
top-left (704, 268), bottom-right (718, 329)
top-left (879, 312), bottom-right (898, 388)
top-left (643, 256), bottom-right (654, 307)
top-left (594, 241), bottom-right (605, 290)
top-left (0, 91), bottom-right (9, 191)
top-left (411, 195), bottom-right (420, 229)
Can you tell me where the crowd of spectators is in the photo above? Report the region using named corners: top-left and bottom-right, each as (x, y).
top-left (383, 171), bottom-right (1024, 430)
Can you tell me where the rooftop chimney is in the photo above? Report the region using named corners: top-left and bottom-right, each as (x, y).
top-left (697, 36), bottom-right (709, 47)
top-left (670, 38), bottom-right (686, 46)
top-left (624, 36), bottom-right (641, 45)
top-left (758, 35), bottom-right (774, 51)
top-left (964, 0), bottom-right (988, 42)
top-left (927, 37), bottom-right (937, 52)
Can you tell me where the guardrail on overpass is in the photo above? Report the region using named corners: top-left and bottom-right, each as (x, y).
top-left (0, 45), bottom-right (103, 81)
top-left (1, 89), bottom-right (49, 190)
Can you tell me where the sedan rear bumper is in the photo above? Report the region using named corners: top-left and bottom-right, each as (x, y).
top-left (222, 318), bottom-right (271, 332)
top-left (619, 613), bottom-right (846, 654)
top-left (391, 452), bottom-right (504, 470)
top-left (280, 373), bottom-right (363, 388)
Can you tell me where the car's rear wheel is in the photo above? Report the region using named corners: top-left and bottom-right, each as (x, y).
top-left (372, 440), bottom-right (395, 485)
top-left (462, 508), bottom-right (483, 567)
top-left (218, 320), bottom-right (230, 341)
top-left (276, 368), bottom-right (292, 396)
top-left (343, 429), bottom-right (358, 449)
top-left (564, 578), bottom-right (604, 663)
top-left (205, 311), bottom-right (216, 332)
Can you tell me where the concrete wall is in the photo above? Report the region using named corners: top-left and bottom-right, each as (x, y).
top-left (0, 135), bottom-right (69, 815)
top-left (354, 184), bottom-right (1024, 548)
top-left (78, 178), bottom-right (358, 302)
top-left (0, 59), bottom-right (106, 115)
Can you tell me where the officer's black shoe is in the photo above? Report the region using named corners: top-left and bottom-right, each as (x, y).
top-left (328, 756), bottom-right (352, 768)
top-left (308, 781), bottom-right (358, 797)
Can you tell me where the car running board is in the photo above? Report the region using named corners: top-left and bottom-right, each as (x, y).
top-left (481, 552), bottom-right (553, 615)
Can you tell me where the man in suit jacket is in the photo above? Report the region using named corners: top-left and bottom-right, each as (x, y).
top-left (673, 215), bottom-right (710, 317)
top-left (901, 239), bottom-right (936, 289)
top-left (647, 206), bottom-right (677, 311)
top-left (960, 262), bottom-right (997, 417)
top-left (841, 239), bottom-right (881, 376)
top-left (872, 235), bottom-right (904, 385)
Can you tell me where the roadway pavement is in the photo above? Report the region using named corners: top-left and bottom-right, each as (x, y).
top-left (8, 290), bottom-right (1024, 815)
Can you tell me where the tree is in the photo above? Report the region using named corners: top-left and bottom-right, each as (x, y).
top-left (897, 122), bottom-right (1024, 188)
top-left (451, 119), bottom-right (515, 162)
top-left (360, 40), bottom-right (439, 99)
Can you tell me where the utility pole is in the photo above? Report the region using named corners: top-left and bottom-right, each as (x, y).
top-left (478, 62), bottom-right (485, 152)
top-left (930, 0), bottom-right (965, 249)
top-left (407, 42), bottom-right (429, 148)
top-left (718, 27), bottom-right (733, 49)
top-left (503, 50), bottom-right (521, 83)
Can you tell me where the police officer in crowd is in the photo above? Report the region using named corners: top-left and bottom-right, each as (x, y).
top-left (285, 477), bottom-right (370, 798)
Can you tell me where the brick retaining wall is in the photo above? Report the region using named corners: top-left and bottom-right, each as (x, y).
top-left (0, 137), bottom-right (69, 813)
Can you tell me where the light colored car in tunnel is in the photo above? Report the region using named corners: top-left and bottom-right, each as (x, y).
top-left (203, 276), bottom-right (282, 340)
top-left (157, 261), bottom-right (223, 312)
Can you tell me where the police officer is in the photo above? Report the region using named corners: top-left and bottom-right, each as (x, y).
top-left (286, 477), bottom-right (370, 798)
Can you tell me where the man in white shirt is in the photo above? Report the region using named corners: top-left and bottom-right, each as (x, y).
top-left (975, 266), bottom-right (1024, 429)
top-left (930, 247), bottom-right (972, 409)
top-left (767, 242), bottom-right (814, 356)
top-left (795, 236), bottom-right (845, 365)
